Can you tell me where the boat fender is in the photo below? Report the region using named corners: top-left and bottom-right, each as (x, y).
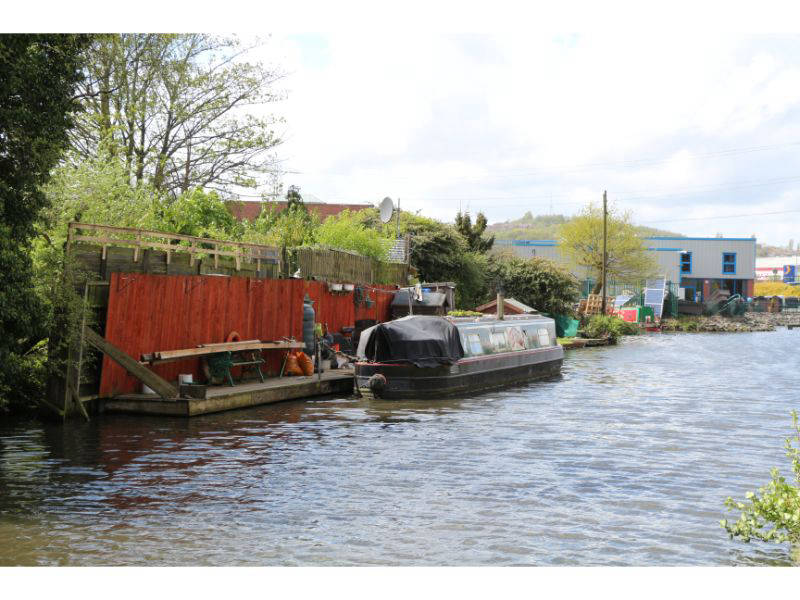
top-left (368, 373), bottom-right (387, 395)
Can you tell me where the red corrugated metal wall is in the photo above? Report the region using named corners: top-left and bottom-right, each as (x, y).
top-left (99, 273), bottom-right (396, 397)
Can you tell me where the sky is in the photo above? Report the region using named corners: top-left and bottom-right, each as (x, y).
top-left (242, 32), bottom-right (800, 247)
top-left (11, 3), bottom-right (800, 247)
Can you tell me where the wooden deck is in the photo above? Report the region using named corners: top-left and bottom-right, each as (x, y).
top-left (99, 370), bottom-right (355, 417)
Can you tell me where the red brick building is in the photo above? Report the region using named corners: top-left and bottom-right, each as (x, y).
top-left (227, 200), bottom-right (374, 222)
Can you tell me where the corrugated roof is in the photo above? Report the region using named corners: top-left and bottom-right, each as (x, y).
top-left (474, 297), bottom-right (538, 313)
top-left (505, 298), bottom-right (537, 313)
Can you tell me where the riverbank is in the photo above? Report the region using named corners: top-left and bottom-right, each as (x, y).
top-left (661, 312), bottom-right (800, 333)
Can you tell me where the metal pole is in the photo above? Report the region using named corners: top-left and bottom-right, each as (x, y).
top-left (601, 190), bottom-right (608, 315)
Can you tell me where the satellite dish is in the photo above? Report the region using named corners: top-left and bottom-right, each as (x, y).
top-left (379, 197), bottom-right (394, 223)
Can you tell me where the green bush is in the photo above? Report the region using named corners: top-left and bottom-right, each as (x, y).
top-left (315, 209), bottom-right (392, 261)
top-left (484, 252), bottom-right (579, 317)
top-left (721, 411), bottom-right (800, 563)
top-left (582, 315), bottom-right (639, 342)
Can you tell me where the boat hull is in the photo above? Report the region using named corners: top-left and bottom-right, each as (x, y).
top-left (355, 346), bottom-right (563, 400)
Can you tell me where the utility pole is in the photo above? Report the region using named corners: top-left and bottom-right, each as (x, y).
top-left (601, 190), bottom-right (608, 315)
top-left (395, 197), bottom-right (401, 240)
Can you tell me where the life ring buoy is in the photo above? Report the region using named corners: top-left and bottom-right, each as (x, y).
top-left (227, 331), bottom-right (241, 343)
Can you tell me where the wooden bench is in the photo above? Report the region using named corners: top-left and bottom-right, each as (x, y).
top-left (205, 349), bottom-right (266, 386)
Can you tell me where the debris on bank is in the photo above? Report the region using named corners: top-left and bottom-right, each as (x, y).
top-left (661, 312), bottom-right (800, 333)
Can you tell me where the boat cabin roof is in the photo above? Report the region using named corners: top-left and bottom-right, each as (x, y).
top-left (446, 314), bottom-right (552, 328)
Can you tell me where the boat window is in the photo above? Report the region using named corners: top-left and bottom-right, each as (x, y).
top-left (537, 328), bottom-right (550, 347)
top-left (465, 333), bottom-right (483, 355)
top-left (506, 326), bottom-right (526, 351)
top-left (490, 331), bottom-right (508, 352)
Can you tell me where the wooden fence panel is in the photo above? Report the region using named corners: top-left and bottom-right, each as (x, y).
top-left (98, 273), bottom-right (396, 397)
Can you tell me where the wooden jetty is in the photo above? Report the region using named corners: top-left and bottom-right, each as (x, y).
top-left (99, 370), bottom-right (355, 417)
top-left (79, 323), bottom-right (354, 417)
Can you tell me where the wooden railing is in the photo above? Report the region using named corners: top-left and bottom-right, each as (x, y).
top-left (294, 247), bottom-right (410, 286)
top-left (67, 222), bottom-right (411, 285)
top-left (67, 222), bottom-right (281, 272)
top-left (295, 246), bottom-right (374, 283)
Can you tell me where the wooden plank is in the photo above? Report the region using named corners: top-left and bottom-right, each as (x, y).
top-left (198, 339), bottom-right (261, 348)
top-left (84, 326), bottom-right (178, 399)
top-left (143, 341), bottom-right (303, 364)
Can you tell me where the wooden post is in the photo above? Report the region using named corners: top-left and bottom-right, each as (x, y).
top-left (83, 326), bottom-right (178, 399)
top-left (62, 282), bottom-right (90, 421)
top-left (601, 190), bottom-right (608, 315)
top-left (497, 288), bottom-right (505, 320)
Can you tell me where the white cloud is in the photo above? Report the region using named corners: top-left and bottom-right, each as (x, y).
top-left (252, 33), bottom-right (800, 245)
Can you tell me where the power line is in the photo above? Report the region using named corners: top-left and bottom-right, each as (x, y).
top-left (614, 175), bottom-right (800, 203)
top-left (315, 172), bottom-right (800, 209)
top-left (642, 209), bottom-right (800, 224)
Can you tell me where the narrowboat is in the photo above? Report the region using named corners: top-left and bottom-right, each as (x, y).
top-left (354, 313), bottom-right (563, 399)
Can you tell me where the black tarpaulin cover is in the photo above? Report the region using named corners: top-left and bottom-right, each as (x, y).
top-left (364, 316), bottom-right (464, 368)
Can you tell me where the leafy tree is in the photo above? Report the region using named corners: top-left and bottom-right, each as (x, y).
top-left (315, 210), bottom-right (391, 261)
top-left (72, 34), bottom-right (283, 196)
top-left (158, 188), bottom-right (242, 239)
top-left (242, 203), bottom-right (319, 249)
top-left (455, 210), bottom-right (494, 253)
top-left (409, 225), bottom-right (469, 283)
top-left (721, 411), bottom-right (800, 564)
top-left (404, 222), bottom-right (490, 308)
top-left (558, 202), bottom-right (658, 293)
top-left (285, 185), bottom-right (306, 213)
top-left (0, 34), bottom-right (89, 413)
top-left (40, 155), bottom-right (160, 243)
top-left (485, 252), bottom-right (579, 316)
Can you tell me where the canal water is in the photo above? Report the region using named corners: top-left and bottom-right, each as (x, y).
top-left (1, 329), bottom-right (798, 566)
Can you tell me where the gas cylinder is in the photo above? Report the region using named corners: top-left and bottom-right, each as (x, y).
top-left (302, 293), bottom-right (315, 356)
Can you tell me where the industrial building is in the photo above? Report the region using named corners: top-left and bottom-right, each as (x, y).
top-left (755, 256), bottom-right (799, 281)
top-left (494, 236), bottom-right (757, 301)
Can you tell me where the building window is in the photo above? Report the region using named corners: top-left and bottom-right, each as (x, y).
top-left (680, 252), bottom-right (692, 274)
top-left (723, 252), bottom-right (736, 274)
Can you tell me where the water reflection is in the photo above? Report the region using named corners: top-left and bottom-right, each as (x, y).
top-left (0, 330), bottom-right (797, 565)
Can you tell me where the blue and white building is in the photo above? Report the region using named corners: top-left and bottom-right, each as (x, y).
top-left (493, 236), bottom-right (757, 300)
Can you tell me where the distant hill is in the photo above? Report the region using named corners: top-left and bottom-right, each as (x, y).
top-left (487, 212), bottom-right (684, 241)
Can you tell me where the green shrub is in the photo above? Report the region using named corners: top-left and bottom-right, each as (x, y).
top-left (721, 411), bottom-right (800, 562)
top-left (582, 315), bottom-right (639, 342)
top-left (448, 310), bottom-right (484, 317)
top-left (315, 209), bottom-right (392, 261)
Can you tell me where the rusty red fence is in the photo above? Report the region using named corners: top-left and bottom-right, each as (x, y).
top-left (99, 272), bottom-right (396, 397)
